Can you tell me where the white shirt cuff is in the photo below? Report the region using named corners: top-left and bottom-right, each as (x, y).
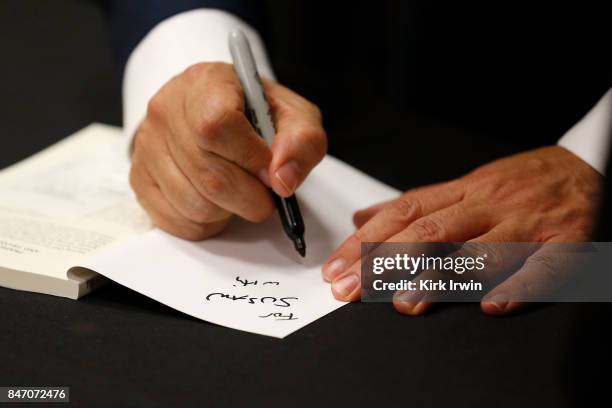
top-left (122, 9), bottom-right (275, 152)
top-left (558, 88), bottom-right (612, 175)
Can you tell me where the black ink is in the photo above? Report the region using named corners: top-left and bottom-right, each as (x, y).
top-left (205, 293), bottom-right (299, 308)
top-left (259, 312), bottom-right (298, 321)
top-left (275, 297), bottom-right (298, 308)
top-left (206, 292), bottom-right (225, 301)
top-left (206, 293), bottom-right (248, 302)
top-left (260, 296), bottom-right (277, 304)
top-left (235, 276), bottom-right (258, 287)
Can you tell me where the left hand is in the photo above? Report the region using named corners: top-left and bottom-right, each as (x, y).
top-left (322, 146), bottom-right (603, 315)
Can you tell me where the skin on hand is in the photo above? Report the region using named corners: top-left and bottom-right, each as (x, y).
top-left (322, 146), bottom-right (603, 316)
top-left (129, 62), bottom-right (327, 240)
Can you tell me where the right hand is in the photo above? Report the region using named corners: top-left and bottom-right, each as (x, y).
top-left (130, 62), bottom-right (327, 240)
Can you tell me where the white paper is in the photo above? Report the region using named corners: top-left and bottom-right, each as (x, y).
top-left (81, 156), bottom-right (399, 338)
top-left (0, 124), bottom-right (151, 280)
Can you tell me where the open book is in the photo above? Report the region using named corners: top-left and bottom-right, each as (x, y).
top-left (0, 124), bottom-right (152, 298)
top-left (0, 124), bottom-right (398, 337)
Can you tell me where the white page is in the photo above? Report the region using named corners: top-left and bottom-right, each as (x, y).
top-left (81, 156), bottom-right (399, 338)
top-left (0, 124), bottom-right (151, 280)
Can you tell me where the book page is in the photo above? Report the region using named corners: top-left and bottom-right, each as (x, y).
top-left (0, 124), bottom-right (151, 280)
top-left (81, 156), bottom-right (399, 338)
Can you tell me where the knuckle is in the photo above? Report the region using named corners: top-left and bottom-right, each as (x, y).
top-left (463, 173), bottom-right (497, 196)
top-left (202, 62), bottom-right (232, 77)
top-left (146, 92), bottom-right (166, 120)
top-left (307, 127), bottom-right (328, 158)
top-left (197, 107), bottom-right (227, 143)
top-left (182, 61), bottom-right (233, 84)
top-left (526, 253), bottom-right (559, 279)
top-left (410, 216), bottom-right (446, 241)
top-left (185, 196), bottom-right (215, 224)
top-left (197, 90), bottom-right (241, 144)
top-left (389, 196), bottom-right (423, 221)
top-left (524, 156), bottom-right (549, 173)
top-left (515, 276), bottom-right (538, 300)
top-left (182, 62), bottom-right (209, 82)
top-left (197, 167), bottom-right (229, 199)
top-left (209, 82), bottom-right (243, 111)
top-left (207, 79), bottom-right (237, 99)
top-left (347, 232), bottom-right (366, 248)
top-left (196, 123), bottom-right (220, 148)
top-left (483, 246), bottom-right (505, 273)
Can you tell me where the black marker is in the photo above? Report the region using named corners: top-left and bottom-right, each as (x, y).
top-left (228, 30), bottom-right (306, 257)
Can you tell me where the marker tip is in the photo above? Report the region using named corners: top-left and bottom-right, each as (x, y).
top-left (295, 237), bottom-right (306, 258)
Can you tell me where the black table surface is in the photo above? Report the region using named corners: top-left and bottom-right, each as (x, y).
top-left (0, 1), bottom-right (609, 407)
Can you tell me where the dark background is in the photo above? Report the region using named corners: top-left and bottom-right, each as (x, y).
top-left (0, 1), bottom-right (610, 406)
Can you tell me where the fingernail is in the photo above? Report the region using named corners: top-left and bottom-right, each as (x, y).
top-left (258, 168), bottom-right (270, 187)
top-left (485, 294), bottom-right (508, 312)
top-left (323, 258), bottom-right (346, 281)
top-left (332, 274), bottom-right (359, 298)
top-left (274, 161), bottom-right (300, 195)
top-left (411, 301), bottom-right (428, 315)
top-left (394, 290), bottom-right (421, 304)
top-left (394, 291), bottom-right (426, 314)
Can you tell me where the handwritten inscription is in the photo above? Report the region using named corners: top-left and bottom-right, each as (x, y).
top-left (206, 276), bottom-right (300, 321)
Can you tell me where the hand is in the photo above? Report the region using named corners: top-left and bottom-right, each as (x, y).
top-left (130, 62), bottom-right (327, 240)
top-left (322, 146), bottom-right (603, 315)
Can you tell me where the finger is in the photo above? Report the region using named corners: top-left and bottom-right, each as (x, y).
top-left (333, 201), bottom-right (490, 303)
top-left (480, 236), bottom-right (579, 316)
top-left (150, 68), bottom-right (275, 222)
top-left (465, 222), bottom-right (540, 281)
top-left (323, 181), bottom-right (463, 283)
top-left (129, 156), bottom-right (230, 240)
top-left (353, 200), bottom-right (392, 228)
top-left (393, 220), bottom-right (538, 316)
top-left (387, 201), bottom-right (492, 243)
top-left (166, 128), bottom-right (276, 223)
top-left (392, 268), bottom-right (450, 316)
top-left (162, 119), bottom-right (276, 223)
top-left (265, 81), bottom-right (327, 197)
top-left (184, 150), bottom-right (276, 223)
top-left (135, 126), bottom-right (230, 224)
top-left (180, 64), bottom-right (273, 177)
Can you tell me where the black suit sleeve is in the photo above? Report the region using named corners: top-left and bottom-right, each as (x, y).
top-left (104, 0), bottom-right (264, 74)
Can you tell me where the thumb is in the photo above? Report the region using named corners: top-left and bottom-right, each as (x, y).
top-left (264, 81), bottom-right (327, 197)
